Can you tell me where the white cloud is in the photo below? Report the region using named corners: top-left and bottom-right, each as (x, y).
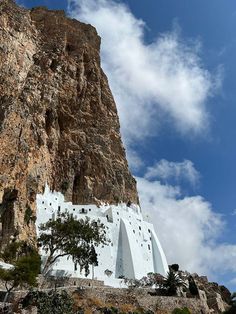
top-left (145, 159), bottom-right (200, 186)
top-left (137, 177), bottom-right (236, 280)
top-left (68, 0), bottom-right (219, 146)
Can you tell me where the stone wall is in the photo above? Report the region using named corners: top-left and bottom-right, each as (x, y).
top-left (72, 286), bottom-right (210, 314)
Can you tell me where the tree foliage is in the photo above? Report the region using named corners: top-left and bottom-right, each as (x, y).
top-left (0, 242), bottom-right (41, 300)
top-left (163, 270), bottom-right (187, 296)
top-left (0, 240), bottom-right (35, 264)
top-left (38, 211), bottom-right (107, 276)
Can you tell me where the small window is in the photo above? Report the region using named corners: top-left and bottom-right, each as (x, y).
top-left (133, 230), bottom-right (135, 233)
top-left (89, 208), bottom-right (91, 211)
top-left (117, 219), bottom-right (119, 221)
top-left (73, 208), bottom-right (75, 211)
top-left (129, 222), bottom-right (131, 225)
top-left (148, 244), bottom-right (151, 250)
top-left (117, 212), bottom-right (119, 215)
top-left (150, 237), bottom-right (152, 240)
top-left (139, 226), bottom-right (141, 230)
top-left (58, 206), bottom-right (61, 211)
top-left (50, 203), bottom-right (52, 206)
top-left (148, 229), bottom-right (151, 233)
top-left (42, 201), bottom-right (44, 204)
top-left (141, 244), bottom-right (143, 247)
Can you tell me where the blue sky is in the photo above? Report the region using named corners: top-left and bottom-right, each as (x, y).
top-left (17, 0), bottom-right (236, 290)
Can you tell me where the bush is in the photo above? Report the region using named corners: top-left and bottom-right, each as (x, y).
top-left (21, 290), bottom-right (76, 314)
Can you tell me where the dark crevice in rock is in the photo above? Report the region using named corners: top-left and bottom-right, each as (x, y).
top-left (45, 109), bottom-right (54, 136)
top-left (72, 173), bottom-right (81, 205)
top-left (0, 189), bottom-right (18, 245)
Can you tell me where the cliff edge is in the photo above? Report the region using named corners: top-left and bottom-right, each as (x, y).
top-left (0, 0), bottom-right (138, 244)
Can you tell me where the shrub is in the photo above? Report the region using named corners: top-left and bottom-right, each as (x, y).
top-left (21, 289), bottom-right (76, 314)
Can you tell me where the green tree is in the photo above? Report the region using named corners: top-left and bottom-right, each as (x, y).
top-left (0, 243), bottom-right (41, 302)
top-left (163, 270), bottom-right (187, 296)
top-left (38, 212), bottom-right (107, 276)
top-left (0, 240), bottom-right (35, 264)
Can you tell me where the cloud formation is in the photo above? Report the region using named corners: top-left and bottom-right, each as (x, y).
top-left (145, 159), bottom-right (200, 186)
top-left (137, 177), bottom-right (236, 281)
top-left (68, 0), bottom-right (218, 145)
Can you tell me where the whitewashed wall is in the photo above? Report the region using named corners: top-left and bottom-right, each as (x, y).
top-left (36, 185), bottom-right (168, 287)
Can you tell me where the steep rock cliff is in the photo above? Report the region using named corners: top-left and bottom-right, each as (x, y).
top-left (0, 0), bottom-right (138, 244)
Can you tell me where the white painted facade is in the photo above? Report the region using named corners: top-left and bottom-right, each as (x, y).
top-left (36, 185), bottom-right (168, 287)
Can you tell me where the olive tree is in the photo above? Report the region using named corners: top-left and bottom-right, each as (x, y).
top-left (38, 211), bottom-right (107, 276)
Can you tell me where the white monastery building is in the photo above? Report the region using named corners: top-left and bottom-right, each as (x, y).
top-left (36, 185), bottom-right (168, 287)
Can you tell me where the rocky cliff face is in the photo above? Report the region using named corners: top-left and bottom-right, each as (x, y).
top-left (0, 0), bottom-right (138, 245)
